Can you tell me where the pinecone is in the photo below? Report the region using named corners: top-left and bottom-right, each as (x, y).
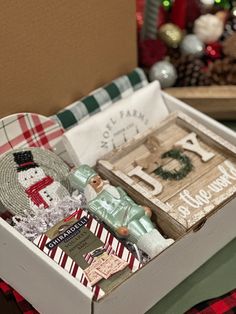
top-left (208, 57), bottom-right (236, 85)
top-left (168, 47), bottom-right (181, 64)
top-left (221, 15), bottom-right (236, 41)
top-left (173, 55), bottom-right (210, 87)
top-left (223, 32), bottom-right (236, 59)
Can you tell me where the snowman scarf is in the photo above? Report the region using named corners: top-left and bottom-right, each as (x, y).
top-left (25, 176), bottom-right (54, 208)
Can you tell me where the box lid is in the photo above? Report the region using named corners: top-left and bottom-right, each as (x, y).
top-left (0, 0), bottom-right (137, 118)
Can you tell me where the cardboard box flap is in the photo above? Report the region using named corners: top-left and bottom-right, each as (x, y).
top-left (0, 0), bottom-right (137, 118)
top-left (0, 219), bottom-right (93, 314)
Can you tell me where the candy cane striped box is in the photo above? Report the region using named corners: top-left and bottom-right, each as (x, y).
top-left (33, 209), bottom-right (141, 301)
top-left (0, 83), bottom-right (236, 314)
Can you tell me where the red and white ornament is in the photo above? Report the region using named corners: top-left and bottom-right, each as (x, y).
top-left (194, 14), bottom-right (224, 44)
top-left (200, 0), bottom-right (214, 7)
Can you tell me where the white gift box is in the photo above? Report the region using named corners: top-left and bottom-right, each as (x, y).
top-left (0, 83), bottom-right (236, 314)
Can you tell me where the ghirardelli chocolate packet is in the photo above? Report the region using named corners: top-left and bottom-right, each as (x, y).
top-left (34, 209), bottom-right (141, 300)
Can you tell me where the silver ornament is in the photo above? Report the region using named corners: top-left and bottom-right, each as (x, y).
top-left (180, 34), bottom-right (204, 57)
top-left (149, 61), bottom-right (177, 88)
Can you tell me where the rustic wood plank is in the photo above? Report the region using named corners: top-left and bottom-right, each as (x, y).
top-left (97, 160), bottom-right (185, 239)
top-left (164, 86), bottom-right (236, 120)
top-left (166, 159), bottom-right (236, 229)
top-left (97, 112), bottom-right (236, 237)
top-left (113, 122), bottom-right (225, 202)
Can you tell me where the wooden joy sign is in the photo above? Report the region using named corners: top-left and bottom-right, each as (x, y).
top-left (97, 112), bottom-right (236, 237)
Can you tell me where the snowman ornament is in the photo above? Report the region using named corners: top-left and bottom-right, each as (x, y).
top-left (14, 151), bottom-right (69, 211)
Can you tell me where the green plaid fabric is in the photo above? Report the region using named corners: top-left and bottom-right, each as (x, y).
top-left (51, 68), bottom-right (148, 130)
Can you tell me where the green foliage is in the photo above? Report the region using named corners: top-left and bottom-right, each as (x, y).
top-left (154, 149), bottom-right (193, 180)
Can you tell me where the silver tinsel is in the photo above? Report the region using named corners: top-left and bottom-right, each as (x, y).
top-left (12, 191), bottom-right (87, 241)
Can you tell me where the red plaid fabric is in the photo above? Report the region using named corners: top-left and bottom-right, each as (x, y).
top-left (0, 113), bottom-right (63, 153)
top-left (0, 112), bottom-right (73, 166)
top-left (186, 289), bottom-right (236, 314)
top-left (0, 279), bottom-right (38, 314)
top-left (0, 279), bottom-right (11, 295)
top-left (1, 279), bottom-right (236, 313)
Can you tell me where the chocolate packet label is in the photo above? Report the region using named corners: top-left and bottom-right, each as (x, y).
top-left (46, 216), bottom-right (102, 268)
top-left (46, 216), bottom-right (89, 250)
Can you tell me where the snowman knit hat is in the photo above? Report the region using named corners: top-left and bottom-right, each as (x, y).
top-left (14, 151), bottom-right (39, 171)
top-left (0, 147), bottom-right (71, 216)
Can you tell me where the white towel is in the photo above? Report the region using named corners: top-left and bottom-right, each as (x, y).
top-left (63, 81), bottom-right (169, 167)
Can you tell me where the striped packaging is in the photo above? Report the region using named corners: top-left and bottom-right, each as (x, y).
top-left (33, 208), bottom-right (141, 301)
